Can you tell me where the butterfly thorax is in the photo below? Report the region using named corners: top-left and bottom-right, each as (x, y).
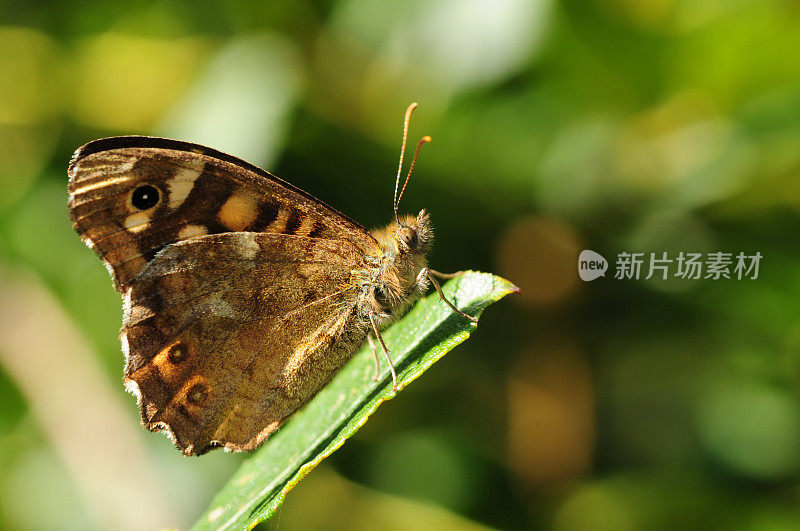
top-left (361, 210), bottom-right (433, 323)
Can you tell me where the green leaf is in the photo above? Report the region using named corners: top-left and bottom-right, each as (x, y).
top-left (191, 271), bottom-right (518, 531)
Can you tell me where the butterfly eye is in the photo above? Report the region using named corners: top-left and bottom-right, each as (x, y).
top-left (398, 226), bottom-right (418, 250)
top-left (130, 184), bottom-right (160, 211)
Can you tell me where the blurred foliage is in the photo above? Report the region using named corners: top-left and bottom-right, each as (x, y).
top-left (1, 0), bottom-right (800, 529)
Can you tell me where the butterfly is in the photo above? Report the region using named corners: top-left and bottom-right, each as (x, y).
top-left (67, 103), bottom-right (476, 455)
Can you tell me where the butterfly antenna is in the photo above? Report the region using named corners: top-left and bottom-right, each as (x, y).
top-left (396, 135), bottom-right (431, 216)
top-left (393, 103), bottom-right (430, 226)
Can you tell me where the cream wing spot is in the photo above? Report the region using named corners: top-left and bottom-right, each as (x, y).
top-left (168, 165), bottom-right (202, 210)
top-left (70, 175), bottom-right (136, 197)
top-left (124, 212), bottom-right (151, 233)
top-left (239, 232), bottom-right (260, 260)
top-left (178, 224), bottom-right (209, 240)
top-left (218, 189), bottom-right (259, 231)
top-left (206, 292), bottom-right (237, 319)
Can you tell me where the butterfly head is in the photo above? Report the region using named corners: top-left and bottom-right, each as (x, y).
top-left (395, 210), bottom-right (432, 256)
top-left (370, 209), bottom-right (433, 317)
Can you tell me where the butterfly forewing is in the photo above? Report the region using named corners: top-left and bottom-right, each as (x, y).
top-left (68, 136), bottom-right (380, 291)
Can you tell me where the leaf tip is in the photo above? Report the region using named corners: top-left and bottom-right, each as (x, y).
top-left (489, 274), bottom-right (521, 298)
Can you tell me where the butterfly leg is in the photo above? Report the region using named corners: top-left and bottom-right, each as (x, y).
top-left (428, 269), bottom-right (465, 279)
top-left (369, 311), bottom-right (398, 392)
top-left (420, 268), bottom-right (479, 323)
top-left (367, 333), bottom-right (381, 382)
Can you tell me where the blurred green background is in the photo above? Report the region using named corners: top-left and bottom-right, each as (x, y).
top-left (2, 0), bottom-right (800, 529)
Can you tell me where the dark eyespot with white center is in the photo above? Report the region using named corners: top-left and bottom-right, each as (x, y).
top-left (130, 184), bottom-right (160, 211)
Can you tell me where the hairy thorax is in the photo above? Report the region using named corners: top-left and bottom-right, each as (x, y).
top-left (357, 210), bottom-right (433, 326)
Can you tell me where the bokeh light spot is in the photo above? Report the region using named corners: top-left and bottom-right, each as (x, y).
top-left (696, 377), bottom-right (800, 480)
top-left (496, 215), bottom-right (581, 306)
top-left (69, 33), bottom-right (208, 131)
top-left (508, 339), bottom-right (594, 490)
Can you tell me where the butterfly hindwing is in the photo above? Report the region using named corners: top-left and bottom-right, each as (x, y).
top-left (123, 232), bottom-right (369, 455)
top-left (68, 136), bottom-right (380, 291)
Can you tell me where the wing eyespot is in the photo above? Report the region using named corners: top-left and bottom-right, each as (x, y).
top-left (130, 184), bottom-right (161, 211)
top-left (167, 342), bottom-right (188, 363)
top-left (187, 383), bottom-right (210, 406)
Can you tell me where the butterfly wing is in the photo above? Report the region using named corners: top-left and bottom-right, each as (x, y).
top-left (124, 232), bottom-right (368, 455)
top-left (67, 137), bottom-right (381, 454)
top-left (68, 136), bottom-right (381, 291)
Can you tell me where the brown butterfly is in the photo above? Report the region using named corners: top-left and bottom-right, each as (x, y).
top-left (67, 103), bottom-right (475, 455)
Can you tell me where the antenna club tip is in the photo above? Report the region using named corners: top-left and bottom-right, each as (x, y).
top-left (421, 135), bottom-right (432, 143)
